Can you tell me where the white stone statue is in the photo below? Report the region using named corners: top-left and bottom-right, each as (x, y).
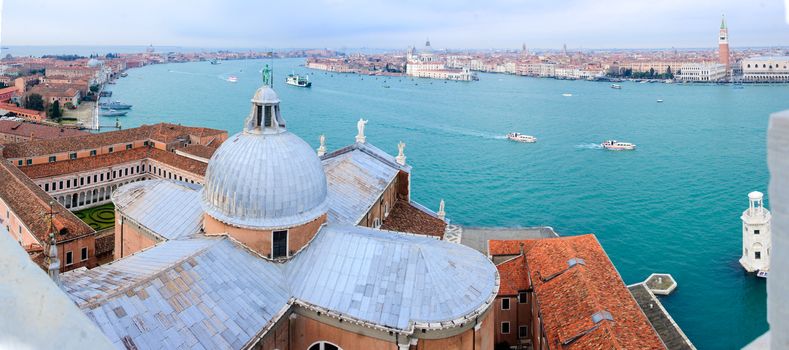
top-left (437, 199), bottom-right (446, 220)
top-left (317, 134), bottom-right (326, 156)
top-left (396, 141), bottom-right (406, 165)
top-left (356, 118), bottom-right (368, 143)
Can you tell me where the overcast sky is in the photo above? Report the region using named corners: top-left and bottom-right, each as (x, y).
top-left (1, 0), bottom-right (788, 50)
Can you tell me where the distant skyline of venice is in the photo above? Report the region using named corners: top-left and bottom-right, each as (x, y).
top-left (1, 0), bottom-right (789, 50)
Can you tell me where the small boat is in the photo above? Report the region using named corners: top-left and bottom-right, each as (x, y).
top-left (99, 101), bottom-right (132, 109)
top-left (100, 109), bottom-right (128, 117)
top-left (757, 270), bottom-right (769, 278)
top-left (120, 72), bottom-right (128, 77)
top-left (611, 84), bottom-right (621, 89)
top-left (383, 85), bottom-right (391, 88)
top-left (507, 132), bottom-right (537, 143)
top-left (285, 74), bottom-right (311, 87)
top-left (656, 99), bottom-right (664, 103)
top-left (562, 93), bottom-right (573, 97)
top-left (210, 59), bottom-right (219, 65)
top-left (227, 76), bottom-right (238, 83)
top-left (601, 140), bottom-right (636, 150)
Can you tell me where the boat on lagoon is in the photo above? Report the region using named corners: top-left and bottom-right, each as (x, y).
top-left (507, 132), bottom-right (537, 143)
top-left (601, 140), bottom-right (636, 150)
top-left (99, 109), bottom-right (128, 117)
top-left (286, 73), bottom-right (311, 87)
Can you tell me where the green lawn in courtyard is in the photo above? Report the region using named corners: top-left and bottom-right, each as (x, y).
top-left (74, 203), bottom-right (116, 231)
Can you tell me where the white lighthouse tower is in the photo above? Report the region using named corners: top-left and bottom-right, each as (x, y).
top-left (740, 191), bottom-right (771, 275)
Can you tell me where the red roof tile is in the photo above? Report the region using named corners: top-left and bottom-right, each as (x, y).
top-left (20, 147), bottom-right (206, 179)
top-left (492, 235), bottom-right (665, 350)
top-left (0, 158), bottom-right (94, 243)
top-left (2, 123), bottom-right (226, 159)
top-left (0, 120), bottom-right (87, 140)
top-left (381, 201), bottom-right (446, 238)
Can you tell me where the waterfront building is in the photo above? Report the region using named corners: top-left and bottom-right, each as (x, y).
top-left (26, 84), bottom-right (81, 107)
top-left (676, 63), bottom-right (727, 82)
top-left (719, 16), bottom-right (730, 68)
top-left (406, 40), bottom-right (474, 81)
top-left (740, 191), bottom-right (771, 275)
top-left (741, 56), bottom-right (789, 82)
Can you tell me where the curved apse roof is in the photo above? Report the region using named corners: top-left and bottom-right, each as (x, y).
top-left (60, 226), bottom-right (499, 348)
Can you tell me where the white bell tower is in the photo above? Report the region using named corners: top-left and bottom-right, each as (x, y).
top-left (740, 191), bottom-right (771, 274)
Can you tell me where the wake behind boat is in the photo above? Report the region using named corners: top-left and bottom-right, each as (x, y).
top-left (227, 76), bottom-right (238, 83)
top-left (286, 73), bottom-right (311, 87)
top-left (601, 140), bottom-right (636, 150)
top-left (507, 132), bottom-right (537, 143)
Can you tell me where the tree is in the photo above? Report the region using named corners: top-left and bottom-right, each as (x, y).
top-left (89, 84), bottom-right (100, 93)
top-left (666, 66), bottom-right (673, 78)
top-left (24, 93), bottom-right (45, 111)
top-left (48, 100), bottom-right (62, 120)
top-left (649, 67), bottom-right (655, 78)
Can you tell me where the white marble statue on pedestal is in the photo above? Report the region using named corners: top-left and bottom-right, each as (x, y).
top-left (356, 119), bottom-right (368, 143)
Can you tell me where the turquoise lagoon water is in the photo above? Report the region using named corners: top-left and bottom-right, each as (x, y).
top-left (108, 58), bottom-right (785, 349)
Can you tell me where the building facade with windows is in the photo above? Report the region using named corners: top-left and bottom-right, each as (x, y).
top-left (0, 122), bottom-right (227, 272)
top-left (741, 57), bottom-right (789, 82)
top-left (676, 63), bottom-right (727, 82)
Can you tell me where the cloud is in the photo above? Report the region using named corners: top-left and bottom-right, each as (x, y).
top-left (1, 0), bottom-right (787, 48)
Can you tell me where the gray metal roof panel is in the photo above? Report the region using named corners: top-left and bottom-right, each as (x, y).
top-left (63, 226), bottom-right (497, 348)
top-left (323, 147), bottom-right (400, 224)
top-left (112, 180), bottom-right (203, 240)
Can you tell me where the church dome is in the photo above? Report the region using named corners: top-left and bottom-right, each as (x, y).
top-left (201, 83), bottom-right (328, 230)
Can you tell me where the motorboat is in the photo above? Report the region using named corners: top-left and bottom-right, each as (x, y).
top-left (507, 132), bottom-right (537, 143)
top-left (120, 72), bottom-right (128, 77)
top-left (562, 93), bottom-right (573, 97)
top-left (100, 109), bottom-right (128, 117)
top-left (601, 140), bottom-right (636, 150)
top-left (657, 99), bottom-right (664, 103)
top-left (227, 76), bottom-right (238, 83)
top-left (611, 84), bottom-right (622, 89)
top-left (285, 74), bottom-right (311, 87)
top-left (99, 101), bottom-right (132, 109)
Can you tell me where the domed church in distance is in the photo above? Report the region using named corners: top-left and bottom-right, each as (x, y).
top-left (59, 79), bottom-right (500, 349)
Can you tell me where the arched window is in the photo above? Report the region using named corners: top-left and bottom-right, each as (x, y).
top-left (308, 342), bottom-right (341, 350)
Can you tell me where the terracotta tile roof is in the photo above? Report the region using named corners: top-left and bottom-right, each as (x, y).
top-left (0, 86), bottom-right (18, 95)
top-left (0, 120), bottom-right (88, 140)
top-left (0, 158), bottom-right (94, 243)
top-left (496, 255), bottom-right (531, 295)
top-left (20, 147), bottom-right (206, 179)
top-left (493, 235), bottom-right (665, 350)
top-left (380, 200), bottom-right (446, 238)
top-left (0, 102), bottom-right (47, 119)
top-left (2, 123), bottom-right (225, 159)
top-left (147, 147), bottom-right (207, 176)
top-left (175, 144), bottom-right (217, 160)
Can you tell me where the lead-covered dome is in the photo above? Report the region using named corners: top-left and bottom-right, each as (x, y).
top-left (201, 85), bottom-right (328, 229)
